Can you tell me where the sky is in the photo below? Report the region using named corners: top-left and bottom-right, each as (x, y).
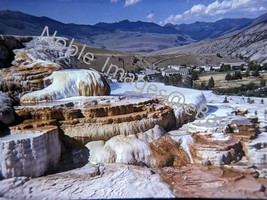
top-left (0, 0), bottom-right (267, 25)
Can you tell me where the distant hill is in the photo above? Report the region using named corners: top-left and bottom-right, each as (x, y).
top-left (95, 19), bottom-right (182, 34)
top-left (0, 10), bottom-right (266, 53)
top-left (157, 13), bottom-right (267, 64)
top-left (167, 18), bottom-right (253, 40)
top-left (0, 10), bottom-right (110, 39)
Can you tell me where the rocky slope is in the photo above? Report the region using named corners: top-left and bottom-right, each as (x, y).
top-left (159, 19), bottom-right (267, 64)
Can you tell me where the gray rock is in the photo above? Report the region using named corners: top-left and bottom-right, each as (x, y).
top-left (0, 35), bottom-right (24, 69)
top-left (0, 92), bottom-right (14, 126)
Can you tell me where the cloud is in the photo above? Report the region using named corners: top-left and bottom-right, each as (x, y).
top-left (163, 0), bottom-right (267, 25)
top-left (110, 0), bottom-right (142, 7)
top-left (146, 11), bottom-right (154, 22)
top-left (124, 0), bottom-right (142, 7)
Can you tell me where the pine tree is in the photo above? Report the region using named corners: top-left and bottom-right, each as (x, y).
top-left (244, 70), bottom-right (250, 77)
top-left (225, 73), bottom-right (232, 80)
top-left (208, 76), bottom-right (215, 89)
top-left (260, 79), bottom-right (266, 87)
top-left (191, 71), bottom-right (199, 80)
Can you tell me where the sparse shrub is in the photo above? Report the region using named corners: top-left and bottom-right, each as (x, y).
top-left (252, 70), bottom-right (260, 77)
top-left (223, 96), bottom-right (229, 103)
top-left (200, 82), bottom-right (207, 90)
top-left (216, 53), bottom-right (223, 58)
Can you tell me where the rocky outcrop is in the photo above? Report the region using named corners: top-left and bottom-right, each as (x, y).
top-left (0, 123), bottom-right (61, 178)
top-left (0, 163), bottom-right (174, 199)
top-left (0, 35), bottom-right (24, 69)
top-left (161, 164), bottom-right (267, 199)
top-left (86, 125), bottom-right (167, 166)
top-left (15, 97), bottom-right (176, 144)
top-left (245, 132), bottom-right (267, 165)
top-left (0, 37), bottom-right (110, 101)
top-left (165, 115), bottom-right (261, 166)
top-left (0, 92), bottom-right (15, 126)
top-left (20, 69), bottom-right (110, 103)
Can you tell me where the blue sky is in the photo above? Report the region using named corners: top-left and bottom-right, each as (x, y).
top-left (0, 0), bottom-right (266, 25)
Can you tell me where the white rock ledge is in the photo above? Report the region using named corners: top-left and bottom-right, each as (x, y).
top-left (0, 126), bottom-right (61, 178)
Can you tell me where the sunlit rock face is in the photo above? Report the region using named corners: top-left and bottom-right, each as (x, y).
top-left (0, 122), bottom-right (61, 178)
top-left (20, 69), bottom-right (110, 103)
top-left (12, 96), bottom-right (177, 168)
top-left (86, 125), bottom-right (166, 166)
top-left (0, 163), bottom-right (175, 199)
top-left (16, 97), bottom-right (176, 144)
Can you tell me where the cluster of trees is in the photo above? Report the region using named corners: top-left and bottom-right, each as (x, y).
top-left (225, 71), bottom-right (243, 80)
top-left (225, 70), bottom-right (261, 81)
top-left (193, 77), bottom-right (215, 90)
top-left (213, 82), bottom-right (266, 97)
top-left (248, 62), bottom-right (267, 71)
top-left (220, 62), bottom-right (267, 72)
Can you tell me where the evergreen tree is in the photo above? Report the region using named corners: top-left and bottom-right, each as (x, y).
top-left (260, 79), bottom-right (266, 87)
top-left (191, 71), bottom-right (199, 80)
top-left (225, 73), bottom-right (232, 80)
top-left (208, 76), bottom-right (215, 89)
top-left (244, 70), bottom-right (250, 77)
top-left (233, 71), bottom-right (242, 80)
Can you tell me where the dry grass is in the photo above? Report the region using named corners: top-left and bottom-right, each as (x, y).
top-left (195, 72), bottom-right (267, 89)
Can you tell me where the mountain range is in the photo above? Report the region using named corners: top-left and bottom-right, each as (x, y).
top-left (0, 10), bottom-right (266, 54)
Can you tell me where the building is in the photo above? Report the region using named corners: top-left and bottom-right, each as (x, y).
top-left (162, 68), bottom-right (189, 76)
top-left (144, 68), bottom-right (161, 81)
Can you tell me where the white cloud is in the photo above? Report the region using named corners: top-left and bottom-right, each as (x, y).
top-left (163, 0), bottom-right (267, 25)
top-left (146, 11), bottom-right (155, 22)
top-left (124, 0), bottom-right (142, 7)
top-left (110, 0), bottom-right (142, 7)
